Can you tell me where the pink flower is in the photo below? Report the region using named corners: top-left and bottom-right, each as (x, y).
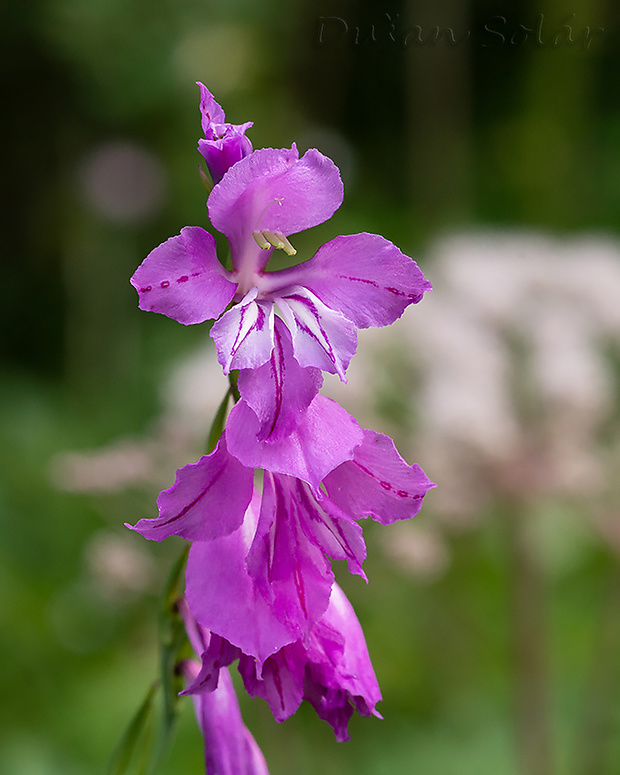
top-left (131, 91), bottom-right (431, 442)
top-left (179, 599), bottom-right (269, 773)
top-left (128, 406), bottom-right (434, 661)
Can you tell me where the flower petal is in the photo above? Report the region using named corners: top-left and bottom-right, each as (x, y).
top-left (276, 287), bottom-right (357, 380)
top-left (305, 583), bottom-right (382, 741)
top-left (186, 495), bottom-right (309, 663)
top-left (324, 430), bottom-right (436, 525)
top-left (226, 395), bottom-right (363, 491)
top-left (245, 472), bottom-right (334, 637)
top-left (238, 649), bottom-right (305, 723)
top-left (198, 128), bottom-right (253, 186)
top-left (131, 227), bottom-right (236, 325)
top-left (208, 146), bottom-right (343, 269)
top-left (197, 81), bottom-right (226, 128)
top-left (182, 632), bottom-right (241, 695)
top-left (291, 478), bottom-right (367, 579)
top-left (210, 292), bottom-right (275, 373)
top-left (267, 233), bottom-right (432, 329)
top-left (237, 317), bottom-right (323, 442)
top-left (178, 597), bottom-right (238, 696)
top-left (127, 435), bottom-right (253, 542)
top-left (233, 583), bottom-right (381, 741)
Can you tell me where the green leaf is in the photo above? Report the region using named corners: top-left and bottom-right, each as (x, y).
top-left (108, 681), bottom-right (159, 775)
top-left (198, 164), bottom-right (213, 194)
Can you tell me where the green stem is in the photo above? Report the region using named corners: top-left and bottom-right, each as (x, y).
top-left (228, 370), bottom-right (240, 403)
top-left (150, 545), bottom-right (190, 771)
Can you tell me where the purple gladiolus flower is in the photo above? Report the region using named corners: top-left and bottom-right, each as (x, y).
top-left (169, 484), bottom-right (336, 663)
top-left (131, 123), bottom-right (431, 441)
top-left (129, 405), bottom-right (434, 660)
top-left (145, 419), bottom-right (434, 662)
top-left (183, 583), bottom-right (382, 742)
top-left (247, 429), bottom-right (437, 589)
top-left (120, 82), bottom-right (439, 773)
top-left (197, 82), bottom-right (253, 185)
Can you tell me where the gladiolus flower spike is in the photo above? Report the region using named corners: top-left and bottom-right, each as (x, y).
top-left (126, 83), bottom-right (434, 773)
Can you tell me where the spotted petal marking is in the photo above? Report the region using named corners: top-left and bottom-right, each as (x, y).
top-left (324, 430), bottom-right (436, 525)
top-left (130, 227), bottom-right (236, 325)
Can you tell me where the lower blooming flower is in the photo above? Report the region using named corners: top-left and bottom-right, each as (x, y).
top-left (129, 399), bottom-right (434, 661)
top-left (181, 583), bottom-right (382, 742)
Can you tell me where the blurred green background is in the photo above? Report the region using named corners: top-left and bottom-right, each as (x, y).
top-left (2, 0), bottom-right (620, 773)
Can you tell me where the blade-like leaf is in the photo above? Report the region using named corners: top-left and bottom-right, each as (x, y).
top-left (108, 681), bottom-right (159, 775)
top-left (206, 390), bottom-right (231, 453)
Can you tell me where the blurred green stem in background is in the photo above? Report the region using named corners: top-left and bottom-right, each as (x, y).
top-left (505, 503), bottom-right (553, 775)
top-left (575, 561), bottom-right (620, 775)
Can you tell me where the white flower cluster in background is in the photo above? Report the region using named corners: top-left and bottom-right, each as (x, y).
top-left (328, 232), bottom-right (620, 528)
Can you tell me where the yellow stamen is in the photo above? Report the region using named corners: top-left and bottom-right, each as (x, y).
top-left (262, 230), bottom-right (297, 256)
top-left (252, 229), bottom-right (297, 256)
top-left (252, 230), bottom-right (272, 250)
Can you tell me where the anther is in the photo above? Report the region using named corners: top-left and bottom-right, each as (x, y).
top-left (252, 229), bottom-right (297, 256)
top-left (263, 230), bottom-right (297, 256)
top-left (252, 230), bottom-right (271, 250)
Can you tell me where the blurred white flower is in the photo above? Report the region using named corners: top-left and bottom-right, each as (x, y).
top-left (404, 231), bottom-right (620, 518)
top-left (327, 231), bottom-right (620, 544)
top-left (85, 531), bottom-right (156, 601)
top-left (79, 142), bottom-right (166, 223)
top-left (50, 347), bottom-right (227, 494)
top-left (50, 439), bottom-right (154, 493)
top-left (379, 523), bottom-right (450, 581)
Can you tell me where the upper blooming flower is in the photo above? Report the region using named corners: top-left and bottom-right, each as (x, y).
top-left (129, 396), bottom-right (435, 660)
top-left (131, 132), bottom-right (431, 442)
top-left (181, 583), bottom-right (382, 742)
top-left (196, 82), bottom-right (253, 185)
